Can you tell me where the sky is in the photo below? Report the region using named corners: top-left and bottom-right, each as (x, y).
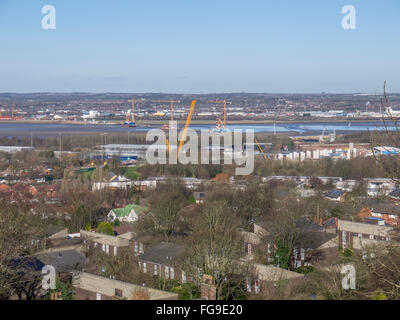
top-left (0, 0), bottom-right (399, 93)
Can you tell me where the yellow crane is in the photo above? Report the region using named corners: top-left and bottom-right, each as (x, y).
top-left (255, 138), bottom-right (267, 160)
top-left (164, 100), bottom-right (196, 153)
top-left (208, 100), bottom-right (232, 130)
top-left (153, 99), bottom-right (180, 125)
top-left (178, 100), bottom-right (196, 152)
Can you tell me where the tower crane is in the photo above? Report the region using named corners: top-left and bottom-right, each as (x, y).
top-left (122, 98), bottom-right (137, 127)
top-left (165, 100), bottom-right (197, 153)
top-left (178, 100), bottom-right (196, 152)
top-left (255, 138), bottom-right (267, 160)
top-left (208, 100), bottom-right (232, 131)
top-left (153, 99), bottom-right (180, 128)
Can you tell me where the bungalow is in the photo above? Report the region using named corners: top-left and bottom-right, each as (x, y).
top-left (138, 242), bottom-right (185, 282)
top-left (107, 204), bottom-right (146, 223)
top-left (73, 272), bottom-right (178, 300)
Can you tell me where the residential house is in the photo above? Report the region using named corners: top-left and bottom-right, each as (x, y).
top-left (107, 204), bottom-right (146, 223)
top-left (389, 188), bottom-right (400, 202)
top-left (366, 178), bottom-right (397, 197)
top-left (247, 263), bottom-right (304, 297)
top-left (238, 229), bottom-right (261, 259)
top-left (138, 242), bottom-right (185, 282)
top-left (337, 219), bottom-right (394, 250)
top-left (290, 231), bottom-right (338, 268)
top-left (36, 249), bottom-right (86, 281)
top-left (324, 189), bottom-right (345, 202)
top-left (80, 229), bottom-right (144, 257)
top-left (264, 218), bottom-right (338, 268)
top-left (358, 201), bottom-right (400, 227)
top-left (73, 272), bottom-right (178, 300)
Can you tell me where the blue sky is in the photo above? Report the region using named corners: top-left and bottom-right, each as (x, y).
top-left (0, 0), bottom-right (399, 93)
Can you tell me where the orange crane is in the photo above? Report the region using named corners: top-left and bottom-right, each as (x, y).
top-left (208, 100), bottom-right (232, 130)
top-left (165, 100), bottom-right (196, 153)
top-left (178, 100), bottom-right (196, 152)
top-left (153, 99), bottom-right (180, 125)
top-left (255, 138), bottom-right (267, 160)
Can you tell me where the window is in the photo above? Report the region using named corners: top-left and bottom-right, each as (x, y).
top-left (246, 278), bottom-right (252, 292)
top-left (94, 242), bottom-right (98, 248)
top-left (96, 293), bottom-right (102, 300)
top-left (102, 244), bottom-right (105, 252)
top-left (182, 271), bottom-right (186, 283)
top-left (139, 243), bottom-right (144, 253)
top-left (369, 235), bottom-right (374, 240)
top-left (114, 288), bottom-right (123, 298)
top-left (143, 262), bottom-right (147, 273)
top-left (154, 264), bottom-right (158, 276)
top-left (114, 246), bottom-right (117, 256)
top-left (254, 280), bottom-right (260, 294)
top-left (267, 243), bottom-right (271, 254)
top-left (300, 248), bottom-right (305, 261)
top-left (358, 233), bottom-right (362, 238)
top-left (170, 267), bottom-right (174, 279)
top-left (105, 244), bottom-right (109, 254)
top-left (134, 243), bottom-right (138, 253)
top-left (138, 261), bottom-right (142, 270)
top-left (342, 231), bottom-right (347, 248)
top-left (293, 248), bottom-right (298, 259)
top-left (165, 266), bottom-right (169, 279)
top-left (247, 243), bottom-right (253, 255)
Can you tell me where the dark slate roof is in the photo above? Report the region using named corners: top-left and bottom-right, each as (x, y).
top-left (139, 242), bottom-right (184, 265)
top-left (45, 225), bottom-right (65, 237)
top-left (295, 217), bottom-right (325, 232)
top-left (323, 217), bottom-right (338, 228)
top-left (8, 256), bottom-right (45, 273)
top-left (371, 203), bottom-right (400, 216)
top-left (296, 231), bottom-right (336, 249)
top-left (325, 189), bottom-right (344, 199)
top-left (389, 189), bottom-right (400, 199)
top-left (36, 250), bottom-right (86, 273)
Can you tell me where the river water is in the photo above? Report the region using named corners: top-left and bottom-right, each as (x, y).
top-left (0, 121), bottom-right (397, 137)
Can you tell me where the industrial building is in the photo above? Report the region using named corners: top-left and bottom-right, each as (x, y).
top-left (0, 146), bottom-right (35, 153)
